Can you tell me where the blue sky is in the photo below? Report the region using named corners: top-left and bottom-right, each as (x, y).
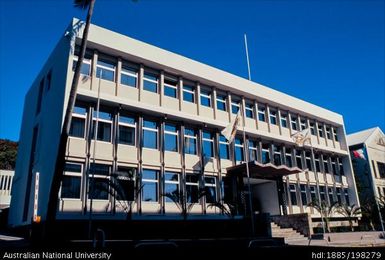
top-left (0, 0), bottom-right (384, 142)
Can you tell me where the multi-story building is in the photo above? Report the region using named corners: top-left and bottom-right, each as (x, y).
top-left (9, 19), bottom-right (359, 233)
top-left (0, 170), bottom-right (14, 211)
top-left (347, 127), bottom-right (385, 210)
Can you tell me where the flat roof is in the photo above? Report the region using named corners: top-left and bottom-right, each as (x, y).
top-left (72, 18), bottom-right (344, 126)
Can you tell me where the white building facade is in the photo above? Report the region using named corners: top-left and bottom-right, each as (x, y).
top-left (9, 19), bottom-right (359, 229)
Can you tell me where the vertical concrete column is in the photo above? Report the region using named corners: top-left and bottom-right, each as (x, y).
top-left (331, 126), bottom-right (337, 148)
top-left (178, 77), bottom-right (183, 112)
top-left (227, 92), bottom-right (232, 123)
top-left (138, 65), bottom-right (144, 102)
top-left (323, 124), bottom-right (329, 147)
top-left (91, 50), bottom-right (98, 92)
top-left (159, 71), bottom-right (164, 107)
top-left (288, 112), bottom-right (293, 137)
top-left (277, 108), bottom-right (283, 136)
top-left (241, 97), bottom-right (246, 127)
top-left (266, 104), bottom-right (271, 133)
top-left (254, 100), bottom-right (259, 130)
top-left (116, 58), bottom-right (122, 96)
top-left (196, 82), bottom-right (201, 116)
top-left (159, 119), bottom-right (165, 214)
top-left (212, 87), bottom-right (218, 120)
top-left (315, 121), bottom-right (321, 145)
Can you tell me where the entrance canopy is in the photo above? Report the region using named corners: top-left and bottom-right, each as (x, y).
top-left (227, 161), bottom-right (302, 180)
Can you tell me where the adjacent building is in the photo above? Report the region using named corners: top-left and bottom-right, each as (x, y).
top-left (347, 127), bottom-right (385, 207)
top-left (0, 170), bottom-right (14, 211)
top-left (9, 19), bottom-right (360, 232)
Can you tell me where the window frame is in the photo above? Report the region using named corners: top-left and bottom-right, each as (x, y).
top-left (270, 109), bottom-right (277, 125)
top-left (120, 64), bottom-right (138, 88)
top-left (164, 123), bottom-right (179, 152)
top-left (164, 171), bottom-right (180, 203)
top-left (61, 162), bottom-right (83, 200)
top-left (143, 71), bottom-right (159, 93)
top-left (219, 135), bottom-right (230, 160)
top-left (183, 84), bottom-right (195, 103)
top-left (92, 110), bottom-right (113, 143)
top-left (216, 94), bottom-right (227, 111)
top-left (163, 76), bottom-right (178, 98)
top-left (200, 88), bottom-right (212, 107)
top-left (184, 127), bottom-right (197, 155)
top-left (96, 58), bottom-right (116, 82)
top-left (118, 114), bottom-right (136, 146)
top-left (257, 105), bottom-right (266, 122)
top-left (88, 163), bottom-right (111, 201)
top-left (202, 130), bottom-right (214, 158)
top-left (141, 169), bottom-right (159, 202)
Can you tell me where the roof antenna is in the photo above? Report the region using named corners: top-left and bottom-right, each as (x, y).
top-left (244, 33), bottom-right (252, 81)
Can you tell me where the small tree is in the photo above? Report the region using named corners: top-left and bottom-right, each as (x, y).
top-left (207, 201), bottom-right (238, 218)
top-left (360, 198), bottom-right (377, 231)
top-left (336, 204), bottom-right (361, 231)
top-left (307, 200), bottom-right (339, 233)
top-left (163, 189), bottom-right (206, 220)
top-left (92, 169), bottom-right (143, 220)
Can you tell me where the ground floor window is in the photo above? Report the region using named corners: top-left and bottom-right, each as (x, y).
top-left (61, 162), bottom-right (82, 199)
top-left (142, 169), bottom-right (159, 202)
top-left (204, 176), bottom-right (217, 203)
top-left (289, 184), bottom-right (297, 206)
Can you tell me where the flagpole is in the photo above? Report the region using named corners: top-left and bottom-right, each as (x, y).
top-left (242, 33), bottom-right (255, 237)
top-left (309, 140), bottom-right (326, 234)
top-left (244, 34), bottom-right (252, 81)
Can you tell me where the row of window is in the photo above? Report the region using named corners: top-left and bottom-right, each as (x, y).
top-left (69, 105), bottom-right (346, 175)
top-left (288, 184), bottom-right (349, 207)
top-left (72, 52), bottom-right (340, 142)
top-left (61, 163), bottom-right (217, 204)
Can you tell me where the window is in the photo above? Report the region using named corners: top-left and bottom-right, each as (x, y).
top-left (289, 184), bottom-right (297, 206)
top-left (262, 143), bottom-right (270, 164)
top-left (377, 162), bottom-right (385, 178)
top-left (231, 99), bottom-right (240, 114)
top-left (143, 72), bottom-right (158, 93)
top-left (305, 151), bottom-right (312, 171)
top-left (142, 169), bottom-right (158, 202)
top-left (310, 186), bottom-right (317, 202)
top-left (270, 110), bottom-right (277, 125)
top-left (285, 148), bottom-right (292, 167)
top-left (281, 113), bottom-right (288, 128)
top-left (200, 89), bottom-right (211, 107)
top-left (319, 186), bottom-right (326, 201)
top-left (249, 140), bottom-right (258, 161)
top-left (344, 189), bottom-right (350, 205)
top-left (300, 119), bottom-right (307, 130)
top-left (164, 77), bottom-right (178, 98)
top-left (46, 70), bottom-right (52, 91)
top-left (291, 116), bottom-right (298, 131)
top-left (295, 150), bottom-right (303, 169)
top-left (164, 123), bottom-right (178, 152)
top-left (339, 160), bottom-right (344, 176)
top-left (273, 145), bottom-right (281, 165)
top-left (315, 154), bottom-right (321, 172)
top-left (96, 59), bottom-right (115, 81)
top-left (336, 187), bottom-right (342, 204)
top-left (72, 56), bottom-right (91, 76)
top-left (245, 103), bottom-right (254, 118)
top-left (331, 158), bottom-right (337, 175)
top-left (204, 176), bottom-right (217, 203)
top-left (184, 128), bottom-right (197, 155)
top-left (202, 131), bottom-right (214, 158)
top-left (323, 156), bottom-right (329, 173)
top-left (118, 114), bottom-right (135, 145)
top-left (36, 78), bottom-right (44, 115)
top-left (333, 128), bottom-right (339, 141)
top-left (116, 166), bottom-right (136, 201)
top-left (164, 172), bottom-right (179, 202)
top-left (70, 105), bottom-right (87, 138)
top-left (300, 184), bottom-right (308, 206)
top-left (258, 105), bottom-right (266, 122)
top-left (318, 124), bottom-right (324, 138)
top-left (234, 138), bottom-right (244, 162)
top-left (216, 94), bottom-right (227, 111)
top-left (219, 135), bottom-right (230, 160)
top-left (310, 122), bottom-right (316, 135)
top-left (328, 187), bottom-right (334, 204)
top-left (326, 127), bottom-right (332, 140)
top-left (92, 110), bottom-right (112, 142)
top-left (143, 119), bottom-right (158, 149)
top-left (89, 163), bottom-right (110, 200)
top-left (183, 84), bottom-right (195, 103)
top-left (121, 65), bottom-right (138, 88)
top-left (61, 162), bottom-right (82, 199)
top-left (186, 174), bottom-right (199, 203)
